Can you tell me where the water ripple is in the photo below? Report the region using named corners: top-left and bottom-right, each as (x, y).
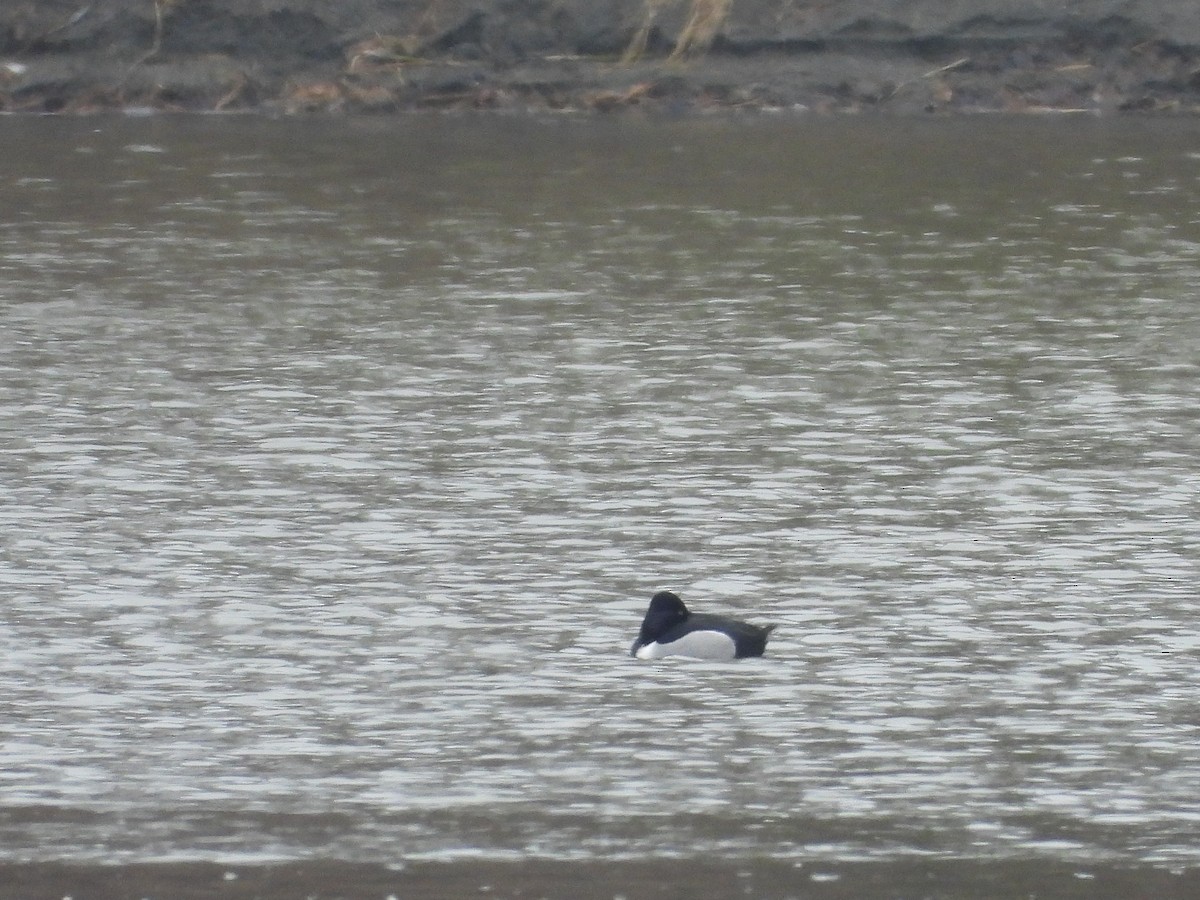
top-left (2, 116), bottom-right (1200, 866)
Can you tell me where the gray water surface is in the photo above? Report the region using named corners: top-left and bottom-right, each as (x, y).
top-left (1, 115), bottom-right (1199, 867)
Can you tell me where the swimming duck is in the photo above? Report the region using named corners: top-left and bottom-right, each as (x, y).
top-left (630, 590), bottom-right (776, 660)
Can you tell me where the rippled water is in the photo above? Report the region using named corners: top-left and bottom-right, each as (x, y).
top-left (1, 115), bottom-right (1199, 870)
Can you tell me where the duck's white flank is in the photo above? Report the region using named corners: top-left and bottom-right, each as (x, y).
top-left (634, 630), bottom-right (738, 660)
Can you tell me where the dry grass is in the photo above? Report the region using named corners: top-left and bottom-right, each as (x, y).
top-left (122, 0), bottom-right (182, 75)
top-left (623, 0), bottom-right (734, 64)
top-left (670, 0), bottom-right (732, 60)
top-left (149, 0), bottom-right (182, 58)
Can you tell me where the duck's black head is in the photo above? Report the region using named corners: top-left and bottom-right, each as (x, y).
top-left (631, 591), bottom-right (690, 654)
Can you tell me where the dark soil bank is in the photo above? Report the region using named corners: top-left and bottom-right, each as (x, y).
top-left (2, 1), bottom-right (1199, 114)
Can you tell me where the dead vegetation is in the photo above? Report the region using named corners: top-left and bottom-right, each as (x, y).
top-left (3, 0), bottom-right (1196, 115)
top-left (623, 0), bottom-right (733, 64)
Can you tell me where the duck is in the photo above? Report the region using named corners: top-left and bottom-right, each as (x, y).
top-left (630, 590), bottom-right (776, 660)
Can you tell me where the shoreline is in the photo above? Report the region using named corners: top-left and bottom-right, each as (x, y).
top-left (2, 1), bottom-right (1199, 116)
top-left (3, 52), bottom-right (1198, 118)
top-left (3, 858), bottom-right (1200, 900)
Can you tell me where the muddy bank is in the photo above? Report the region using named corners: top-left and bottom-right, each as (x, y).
top-left (1, 1), bottom-right (1198, 114)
